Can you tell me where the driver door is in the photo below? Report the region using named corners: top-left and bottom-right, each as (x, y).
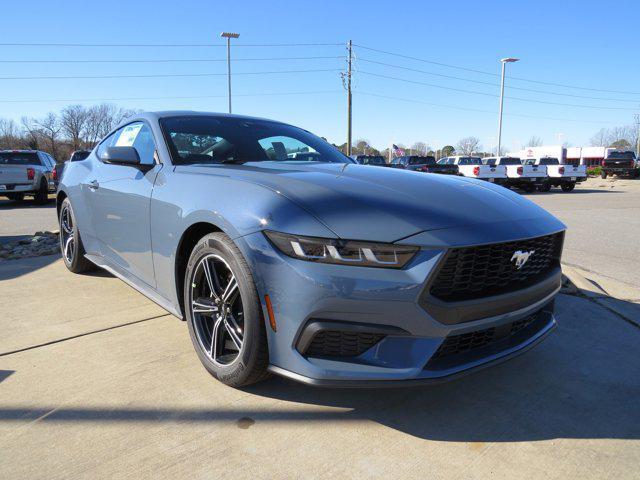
top-left (90, 122), bottom-right (162, 288)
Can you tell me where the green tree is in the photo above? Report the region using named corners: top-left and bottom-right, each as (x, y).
top-left (441, 145), bottom-right (455, 157)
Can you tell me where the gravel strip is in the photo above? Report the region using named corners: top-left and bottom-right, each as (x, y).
top-left (0, 231), bottom-right (60, 260)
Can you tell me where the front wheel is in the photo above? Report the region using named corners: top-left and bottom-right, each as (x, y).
top-left (561, 182), bottom-right (576, 192)
top-left (59, 198), bottom-right (94, 273)
top-left (521, 183), bottom-right (536, 193)
top-left (537, 183), bottom-right (551, 192)
top-left (184, 232), bottom-right (269, 387)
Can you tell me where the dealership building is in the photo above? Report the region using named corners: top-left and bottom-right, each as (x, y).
top-left (508, 145), bottom-right (619, 167)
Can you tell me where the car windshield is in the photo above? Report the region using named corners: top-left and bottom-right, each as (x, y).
top-left (498, 158), bottom-right (522, 165)
top-left (0, 152), bottom-right (39, 165)
top-left (607, 151), bottom-right (635, 160)
top-left (459, 157), bottom-right (482, 165)
top-left (409, 156), bottom-right (435, 165)
top-left (160, 116), bottom-right (351, 165)
top-left (539, 157), bottom-right (559, 165)
top-left (363, 156), bottom-right (385, 165)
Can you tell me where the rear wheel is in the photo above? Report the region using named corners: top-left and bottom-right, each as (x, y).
top-left (537, 182), bottom-right (551, 192)
top-left (561, 182), bottom-right (575, 192)
top-left (184, 232), bottom-right (269, 387)
top-left (59, 198), bottom-right (94, 273)
top-left (34, 179), bottom-right (48, 204)
top-left (522, 183), bottom-right (535, 193)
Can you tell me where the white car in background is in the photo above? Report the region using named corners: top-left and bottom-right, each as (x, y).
top-left (523, 157), bottom-right (586, 192)
top-left (438, 156), bottom-right (507, 184)
top-left (483, 157), bottom-right (546, 193)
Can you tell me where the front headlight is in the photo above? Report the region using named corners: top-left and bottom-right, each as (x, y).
top-left (264, 231), bottom-right (418, 269)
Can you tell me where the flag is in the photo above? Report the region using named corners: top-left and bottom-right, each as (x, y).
top-left (392, 144), bottom-right (405, 157)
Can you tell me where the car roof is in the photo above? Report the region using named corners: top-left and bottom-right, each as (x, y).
top-left (130, 110), bottom-right (289, 126)
top-left (0, 149), bottom-right (40, 153)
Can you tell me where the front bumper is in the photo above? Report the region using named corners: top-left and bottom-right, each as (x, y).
top-left (237, 229), bottom-right (561, 386)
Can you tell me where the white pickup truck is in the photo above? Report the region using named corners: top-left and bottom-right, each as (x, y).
top-left (438, 156), bottom-right (507, 184)
top-left (523, 157), bottom-right (586, 192)
top-left (482, 157), bottom-right (546, 193)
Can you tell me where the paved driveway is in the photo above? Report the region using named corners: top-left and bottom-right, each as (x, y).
top-left (1, 258), bottom-right (639, 479)
top-left (527, 178), bottom-right (640, 289)
top-left (0, 195), bottom-right (58, 244)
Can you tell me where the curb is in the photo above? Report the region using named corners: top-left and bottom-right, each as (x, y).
top-left (562, 264), bottom-right (640, 329)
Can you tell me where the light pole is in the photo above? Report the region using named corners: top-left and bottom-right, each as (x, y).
top-left (497, 57), bottom-right (519, 157)
top-left (220, 32), bottom-right (240, 114)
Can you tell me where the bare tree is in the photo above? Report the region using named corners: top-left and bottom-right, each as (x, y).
top-left (33, 113), bottom-right (62, 160)
top-left (84, 104), bottom-right (137, 146)
top-left (21, 116), bottom-right (42, 150)
top-left (590, 128), bottom-right (609, 146)
top-left (526, 136), bottom-right (543, 147)
top-left (456, 136), bottom-right (481, 155)
top-left (411, 141), bottom-right (427, 155)
top-left (61, 105), bottom-right (90, 151)
top-left (0, 118), bottom-right (20, 149)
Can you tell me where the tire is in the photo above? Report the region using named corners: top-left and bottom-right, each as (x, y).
top-left (6, 193), bottom-right (25, 202)
top-left (537, 182), bottom-right (551, 192)
top-left (184, 232), bottom-right (269, 387)
top-left (59, 198), bottom-right (94, 273)
top-left (34, 179), bottom-right (48, 204)
top-left (521, 183), bottom-right (535, 193)
top-left (561, 182), bottom-right (575, 192)
top-left (601, 171), bottom-right (607, 179)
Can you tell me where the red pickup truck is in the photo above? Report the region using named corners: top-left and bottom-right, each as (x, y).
top-left (601, 151), bottom-right (639, 178)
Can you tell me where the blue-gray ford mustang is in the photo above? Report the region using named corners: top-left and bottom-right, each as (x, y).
top-left (57, 111), bottom-right (565, 387)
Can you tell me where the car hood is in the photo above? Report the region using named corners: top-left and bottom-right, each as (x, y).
top-left (187, 162), bottom-right (562, 243)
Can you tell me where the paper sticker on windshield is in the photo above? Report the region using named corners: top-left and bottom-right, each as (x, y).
top-left (115, 124), bottom-right (143, 147)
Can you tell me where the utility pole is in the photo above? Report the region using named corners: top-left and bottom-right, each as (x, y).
top-left (346, 40), bottom-right (353, 156)
top-left (635, 113), bottom-right (640, 158)
top-left (497, 57), bottom-right (519, 157)
top-left (220, 32), bottom-right (240, 114)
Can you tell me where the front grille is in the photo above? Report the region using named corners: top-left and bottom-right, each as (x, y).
top-left (432, 313), bottom-right (538, 360)
top-left (304, 330), bottom-right (385, 357)
top-left (429, 232), bottom-right (563, 302)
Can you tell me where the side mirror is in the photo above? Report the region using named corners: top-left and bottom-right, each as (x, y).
top-left (100, 146), bottom-right (141, 166)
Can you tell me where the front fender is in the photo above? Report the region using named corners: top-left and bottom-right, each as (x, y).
top-left (150, 167), bottom-right (337, 310)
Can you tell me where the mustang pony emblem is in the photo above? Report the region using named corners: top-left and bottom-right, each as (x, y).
top-left (511, 250), bottom-right (535, 269)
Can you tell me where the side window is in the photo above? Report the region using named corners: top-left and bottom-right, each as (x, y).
top-left (132, 124), bottom-right (156, 165)
top-left (96, 130), bottom-right (119, 159)
top-left (113, 122), bottom-right (156, 165)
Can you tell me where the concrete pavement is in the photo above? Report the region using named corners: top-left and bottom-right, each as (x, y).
top-left (0, 195), bottom-right (58, 244)
top-left (1, 256), bottom-right (639, 479)
top-left (527, 177), bottom-right (640, 289)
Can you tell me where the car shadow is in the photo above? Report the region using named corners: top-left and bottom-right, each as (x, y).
top-left (0, 195), bottom-right (56, 210)
top-left (0, 295), bottom-right (638, 443)
top-left (0, 254), bottom-right (60, 281)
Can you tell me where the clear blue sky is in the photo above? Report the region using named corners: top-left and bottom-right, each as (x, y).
top-left (1, 0), bottom-right (638, 152)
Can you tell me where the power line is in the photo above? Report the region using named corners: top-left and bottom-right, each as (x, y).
top-left (0, 42), bottom-right (344, 48)
top-left (359, 71), bottom-right (638, 111)
top-left (354, 43), bottom-right (640, 95)
top-left (0, 90), bottom-right (340, 104)
top-left (0, 56), bottom-right (345, 64)
top-left (357, 91), bottom-right (613, 124)
top-left (0, 68), bottom-right (342, 81)
top-left (358, 57), bottom-right (638, 103)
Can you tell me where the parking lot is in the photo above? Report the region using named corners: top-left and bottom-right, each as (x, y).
top-left (1, 179), bottom-right (639, 479)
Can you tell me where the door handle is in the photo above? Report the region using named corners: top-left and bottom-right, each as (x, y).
top-left (88, 180), bottom-right (99, 190)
